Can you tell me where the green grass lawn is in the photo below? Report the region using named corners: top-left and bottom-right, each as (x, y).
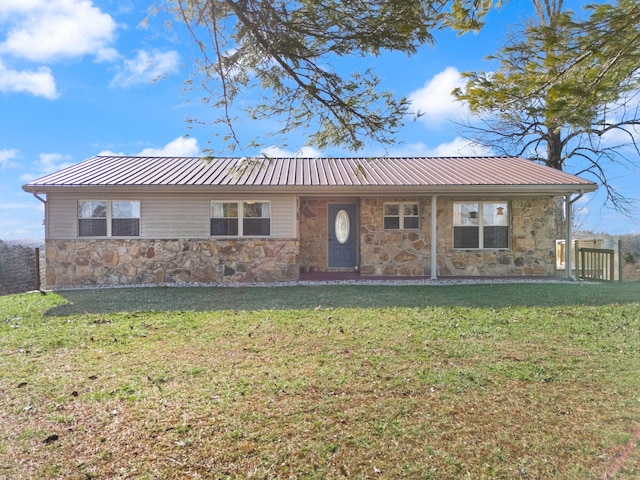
top-left (1, 282), bottom-right (639, 479)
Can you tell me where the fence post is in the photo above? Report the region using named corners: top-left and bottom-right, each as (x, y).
top-left (574, 240), bottom-right (580, 280)
top-left (618, 239), bottom-right (623, 283)
top-left (35, 247), bottom-right (41, 291)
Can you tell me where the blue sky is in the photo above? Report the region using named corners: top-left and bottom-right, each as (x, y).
top-left (1, 0), bottom-right (638, 240)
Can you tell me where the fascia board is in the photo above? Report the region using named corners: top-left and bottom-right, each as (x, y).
top-left (23, 183), bottom-right (597, 196)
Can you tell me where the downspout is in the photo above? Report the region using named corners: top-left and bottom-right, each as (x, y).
top-left (431, 195), bottom-right (438, 280)
top-left (32, 192), bottom-right (46, 205)
top-left (565, 190), bottom-right (584, 280)
top-left (31, 192), bottom-right (47, 238)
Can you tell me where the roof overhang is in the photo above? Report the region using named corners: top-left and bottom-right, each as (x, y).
top-left (22, 182), bottom-right (597, 197)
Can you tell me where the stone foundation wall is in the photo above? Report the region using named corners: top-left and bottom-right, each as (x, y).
top-left (45, 238), bottom-right (299, 288)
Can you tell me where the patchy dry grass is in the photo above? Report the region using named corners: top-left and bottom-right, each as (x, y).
top-left (1, 283), bottom-right (639, 479)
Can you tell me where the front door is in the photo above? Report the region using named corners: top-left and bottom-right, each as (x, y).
top-left (328, 204), bottom-right (357, 268)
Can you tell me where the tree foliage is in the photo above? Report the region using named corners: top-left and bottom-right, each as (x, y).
top-left (162, 0), bottom-right (496, 152)
top-left (453, 0), bottom-right (640, 212)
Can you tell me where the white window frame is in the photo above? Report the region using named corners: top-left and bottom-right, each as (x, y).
top-left (383, 202), bottom-right (420, 230)
top-left (78, 200), bottom-right (140, 238)
top-left (210, 200), bottom-right (271, 237)
top-left (453, 201), bottom-right (510, 249)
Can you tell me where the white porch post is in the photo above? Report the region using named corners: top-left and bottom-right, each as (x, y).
top-left (565, 194), bottom-right (572, 279)
top-left (431, 195), bottom-right (438, 280)
top-left (565, 191), bottom-right (584, 280)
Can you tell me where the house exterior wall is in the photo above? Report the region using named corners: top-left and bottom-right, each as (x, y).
top-left (43, 192), bottom-right (558, 287)
top-left (298, 199), bottom-right (329, 271)
top-left (436, 197), bottom-right (557, 276)
top-left (45, 238), bottom-right (299, 287)
top-left (298, 196), bottom-right (558, 277)
top-left (43, 192), bottom-right (299, 287)
top-left (46, 192), bottom-right (297, 239)
top-left (359, 197), bottom-right (431, 275)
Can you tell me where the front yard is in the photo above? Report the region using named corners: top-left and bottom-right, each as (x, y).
top-left (1, 282), bottom-right (639, 479)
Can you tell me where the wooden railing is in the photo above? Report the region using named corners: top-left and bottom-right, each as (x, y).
top-left (578, 247), bottom-right (615, 282)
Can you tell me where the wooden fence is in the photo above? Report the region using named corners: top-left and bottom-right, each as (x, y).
top-left (578, 247), bottom-right (615, 282)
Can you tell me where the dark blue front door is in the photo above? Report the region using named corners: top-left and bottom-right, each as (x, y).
top-left (328, 204), bottom-right (357, 268)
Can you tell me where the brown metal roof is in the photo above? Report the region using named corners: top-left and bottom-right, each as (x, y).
top-left (22, 156), bottom-right (597, 194)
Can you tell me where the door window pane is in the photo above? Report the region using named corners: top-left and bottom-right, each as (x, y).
top-left (335, 209), bottom-right (350, 244)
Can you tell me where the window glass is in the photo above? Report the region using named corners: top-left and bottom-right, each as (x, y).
top-left (111, 201), bottom-right (140, 237)
top-left (211, 218), bottom-right (239, 236)
top-left (454, 226), bottom-right (480, 249)
top-left (384, 202), bottom-right (418, 230)
top-left (404, 217), bottom-right (419, 229)
top-left (79, 200), bottom-right (106, 219)
top-left (383, 217), bottom-right (400, 229)
top-left (78, 201), bottom-right (107, 237)
top-left (112, 201), bottom-right (140, 219)
top-left (454, 202), bottom-right (509, 249)
top-left (404, 203), bottom-right (418, 216)
top-left (453, 203), bottom-right (479, 226)
top-left (211, 201), bottom-right (270, 236)
top-left (211, 202), bottom-right (239, 236)
top-left (484, 226), bottom-right (509, 248)
top-left (384, 204), bottom-right (399, 216)
top-left (112, 218), bottom-right (140, 236)
top-left (79, 218), bottom-right (107, 237)
top-left (244, 202), bottom-right (270, 218)
top-left (483, 203), bottom-right (508, 226)
top-left (335, 209), bottom-right (350, 244)
top-left (403, 203), bottom-right (419, 229)
top-left (212, 202), bottom-right (238, 218)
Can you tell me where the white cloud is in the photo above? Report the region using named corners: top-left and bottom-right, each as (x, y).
top-left (408, 67), bottom-right (469, 127)
top-left (136, 136), bottom-right (201, 157)
top-left (20, 152), bottom-right (74, 181)
top-left (0, 148), bottom-right (19, 170)
top-left (260, 146), bottom-right (323, 158)
top-left (97, 137), bottom-right (201, 157)
top-left (379, 138), bottom-right (494, 158)
top-left (0, 0), bottom-right (118, 62)
top-left (110, 49), bottom-right (180, 88)
top-left (423, 137), bottom-right (495, 157)
top-left (0, 59), bottom-right (58, 98)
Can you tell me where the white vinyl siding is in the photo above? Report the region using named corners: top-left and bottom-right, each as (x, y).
top-left (142, 196), bottom-right (210, 238)
top-left (47, 196), bottom-right (77, 239)
top-left (45, 192), bottom-right (296, 239)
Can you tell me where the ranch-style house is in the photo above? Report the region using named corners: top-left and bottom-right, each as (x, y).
top-left (22, 155), bottom-right (597, 288)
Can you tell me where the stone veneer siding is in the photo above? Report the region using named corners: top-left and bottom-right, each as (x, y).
top-left (45, 238), bottom-right (299, 288)
top-left (298, 199), bottom-right (329, 271)
top-left (436, 197), bottom-right (558, 276)
top-left (300, 196), bottom-right (558, 277)
top-left (359, 198), bottom-right (431, 276)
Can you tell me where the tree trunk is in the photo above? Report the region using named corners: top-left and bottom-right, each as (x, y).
top-left (546, 128), bottom-right (564, 170)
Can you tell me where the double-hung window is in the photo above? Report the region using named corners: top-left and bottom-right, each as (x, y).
top-left (211, 201), bottom-right (271, 236)
top-left (453, 202), bottom-right (509, 249)
top-left (384, 202), bottom-right (419, 230)
top-left (78, 200), bottom-right (140, 237)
